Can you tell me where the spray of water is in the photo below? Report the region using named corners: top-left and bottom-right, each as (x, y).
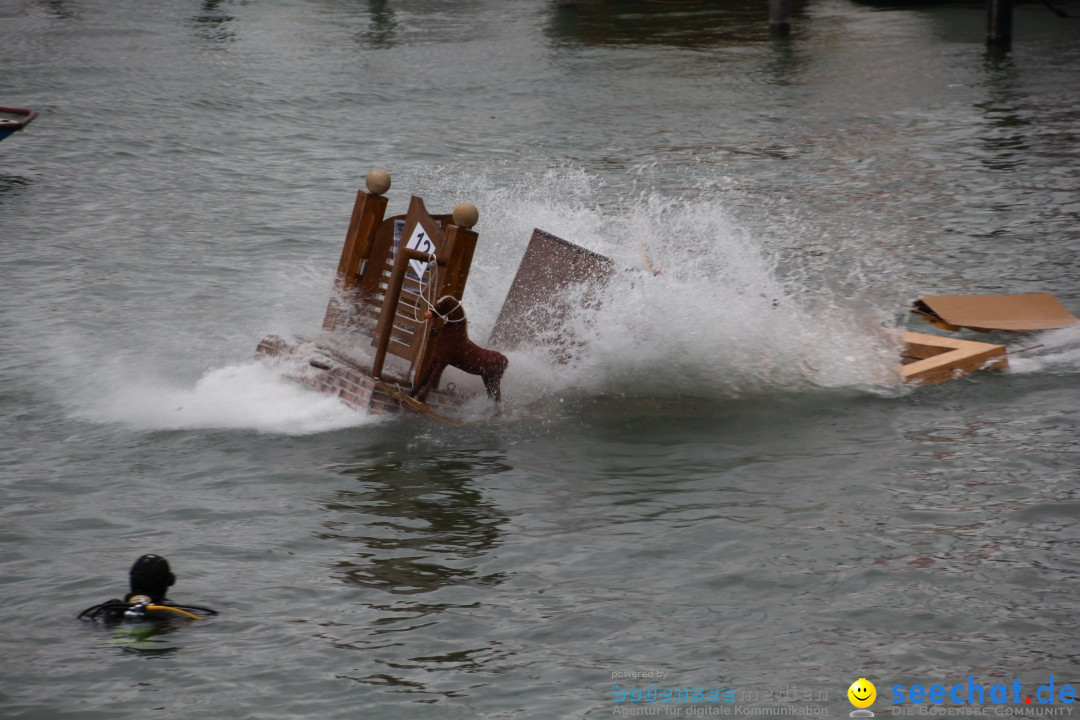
top-left (1006, 325), bottom-right (1080, 376)
top-left (65, 163), bottom-right (1078, 434)
top-left (449, 166), bottom-right (905, 402)
top-left (72, 363), bottom-right (379, 434)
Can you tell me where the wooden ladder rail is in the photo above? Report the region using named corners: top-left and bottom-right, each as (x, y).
top-left (370, 247), bottom-right (442, 381)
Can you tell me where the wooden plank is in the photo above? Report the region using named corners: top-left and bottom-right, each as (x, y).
top-left (375, 381), bottom-right (466, 426)
top-left (395, 304), bottom-right (425, 323)
top-left (387, 323), bottom-right (417, 345)
top-left (400, 289), bottom-right (426, 307)
top-left (901, 332), bottom-right (1008, 385)
top-left (385, 340), bottom-right (414, 360)
top-left (383, 312), bottom-right (422, 333)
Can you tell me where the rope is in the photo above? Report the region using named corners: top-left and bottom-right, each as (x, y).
top-left (409, 251), bottom-right (441, 325)
top-left (407, 250), bottom-right (465, 323)
top-left (433, 297), bottom-right (466, 323)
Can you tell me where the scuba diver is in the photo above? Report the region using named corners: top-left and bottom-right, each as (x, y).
top-left (77, 554), bottom-right (217, 624)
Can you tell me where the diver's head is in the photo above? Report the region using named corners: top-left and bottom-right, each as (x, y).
top-left (128, 555), bottom-right (175, 603)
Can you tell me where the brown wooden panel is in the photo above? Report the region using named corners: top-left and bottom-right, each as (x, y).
top-left (363, 199), bottom-right (475, 384)
top-left (489, 228), bottom-right (614, 351)
top-left (372, 199), bottom-right (442, 340)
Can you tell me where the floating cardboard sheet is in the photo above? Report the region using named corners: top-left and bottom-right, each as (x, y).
top-left (489, 229), bottom-right (614, 351)
top-left (912, 293), bottom-right (1078, 333)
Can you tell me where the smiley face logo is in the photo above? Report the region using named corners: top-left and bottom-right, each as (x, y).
top-left (847, 678), bottom-right (877, 709)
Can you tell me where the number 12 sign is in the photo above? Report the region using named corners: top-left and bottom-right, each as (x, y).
top-left (395, 196), bottom-right (445, 284)
top-left (404, 224), bottom-right (435, 280)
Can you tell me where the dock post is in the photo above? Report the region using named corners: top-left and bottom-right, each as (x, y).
top-left (986, 0), bottom-right (1013, 49)
top-left (769, 0), bottom-right (791, 36)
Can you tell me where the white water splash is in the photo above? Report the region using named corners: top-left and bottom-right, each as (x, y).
top-left (1006, 325), bottom-right (1080, 376)
top-left (449, 167), bottom-right (905, 401)
top-left (75, 362), bottom-right (377, 434)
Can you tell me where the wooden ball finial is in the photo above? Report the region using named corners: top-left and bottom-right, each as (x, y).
top-left (365, 169), bottom-right (391, 195)
top-left (452, 202), bottom-right (479, 229)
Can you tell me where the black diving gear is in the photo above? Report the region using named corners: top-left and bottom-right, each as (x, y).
top-left (77, 555), bottom-right (216, 624)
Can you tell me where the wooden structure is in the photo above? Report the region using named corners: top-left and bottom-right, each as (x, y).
top-left (321, 178), bottom-right (479, 383)
top-left (256, 170), bottom-right (481, 420)
top-left (769, 0), bottom-right (792, 35)
top-left (987, 0), bottom-right (1013, 49)
top-left (902, 292), bottom-right (1080, 384)
top-left (901, 331), bottom-right (1008, 385)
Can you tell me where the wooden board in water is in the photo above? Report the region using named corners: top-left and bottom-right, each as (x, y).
top-left (375, 381), bottom-right (466, 426)
top-left (901, 332), bottom-right (1008, 385)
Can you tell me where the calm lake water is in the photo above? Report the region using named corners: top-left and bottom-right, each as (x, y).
top-left (2, 1), bottom-right (1079, 718)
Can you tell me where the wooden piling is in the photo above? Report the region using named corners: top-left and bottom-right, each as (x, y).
top-left (769, 0), bottom-right (792, 36)
top-left (986, 0), bottom-right (1013, 49)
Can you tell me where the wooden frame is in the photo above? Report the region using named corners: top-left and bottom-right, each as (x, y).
top-left (901, 332), bottom-right (1008, 385)
top-left (260, 176), bottom-right (484, 423)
